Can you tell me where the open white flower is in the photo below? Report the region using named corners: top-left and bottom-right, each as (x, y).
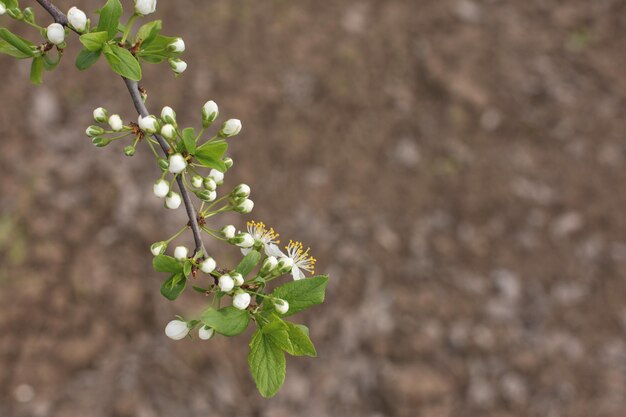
top-left (282, 240), bottom-right (316, 280)
top-left (241, 221), bottom-right (282, 257)
top-left (165, 319), bottom-right (189, 340)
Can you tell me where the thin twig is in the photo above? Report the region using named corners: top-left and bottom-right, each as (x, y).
top-left (35, 0), bottom-right (207, 256)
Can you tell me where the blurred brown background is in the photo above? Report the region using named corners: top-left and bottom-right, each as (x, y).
top-left (2, 0), bottom-right (626, 416)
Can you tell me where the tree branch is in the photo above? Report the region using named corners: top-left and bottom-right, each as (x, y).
top-left (35, 0), bottom-right (207, 256)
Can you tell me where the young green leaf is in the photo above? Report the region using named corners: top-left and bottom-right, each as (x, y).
top-left (235, 250), bottom-right (261, 277)
top-left (136, 20), bottom-right (162, 44)
top-left (4, 0), bottom-right (19, 9)
top-left (160, 273), bottom-right (186, 300)
top-left (96, 0), bottom-right (123, 39)
top-left (153, 255), bottom-right (183, 273)
top-left (43, 51), bottom-right (62, 71)
top-left (103, 44), bottom-right (142, 81)
top-left (79, 31), bottom-right (110, 52)
top-left (29, 57), bottom-right (44, 85)
top-left (0, 39), bottom-right (32, 59)
top-left (248, 321), bottom-right (288, 397)
top-left (138, 34), bottom-right (179, 63)
top-left (268, 275), bottom-right (329, 317)
top-left (182, 127), bottom-right (197, 154)
top-left (0, 29), bottom-right (35, 58)
top-left (284, 321), bottom-right (316, 357)
top-left (76, 48), bottom-right (101, 71)
top-left (201, 306), bottom-right (250, 336)
top-left (183, 260), bottom-right (193, 278)
top-left (195, 140), bottom-right (228, 172)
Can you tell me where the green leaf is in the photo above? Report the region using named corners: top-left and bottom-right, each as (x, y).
top-left (248, 322), bottom-right (288, 397)
top-left (160, 272), bottom-right (186, 300)
top-left (153, 255), bottom-right (183, 273)
top-left (76, 48), bottom-right (101, 70)
top-left (201, 306), bottom-right (250, 336)
top-left (138, 34), bottom-right (178, 63)
top-left (79, 31), bottom-right (109, 52)
top-left (268, 275), bottom-right (329, 317)
top-left (263, 317), bottom-right (293, 352)
top-left (182, 127), bottom-right (197, 155)
top-left (195, 140), bottom-right (228, 172)
top-left (183, 260), bottom-right (192, 278)
top-left (4, 0), bottom-right (19, 9)
top-left (96, 0), bottom-right (123, 39)
top-left (136, 20), bottom-right (162, 44)
top-left (0, 29), bottom-right (35, 57)
top-left (103, 44), bottom-right (142, 81)
top-left (29, 57), bottom-right (44, 85)
top-left (0, 40), bottom-right (32, 59)
top-left (284, 321), bottom-right (316, 357)
top-left (42, 51), bottom-right (62, 71)
top-left (236, 250), bottom-right (261, 277)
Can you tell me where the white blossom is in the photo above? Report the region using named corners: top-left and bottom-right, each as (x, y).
top-left (168, 153), bottom-right (187, 174)
top-left (260, 256), bottom-right (278, 275)
top-left (67, 7), bottom-right (87, 32)
top-left (165, 191), bottom-right (182, 209)
top-left (153, 179), bottom-right (169, 198)
top-left (169, 38), bottom-right (185, 52)
top-left (138, 115), bottom-right (159, 133)
top-left (46, 23), bottom-right (65, 45)
top-left (174, 246), bottom-right (189, 261)
top-left (233, 233), bottom-right (254, 248)
top-left (222, 225), bottom-right (236, 239)
top-left (165, 319), bottom-right (189, 340)
top-left (108, 114), bottom-right (123, 132)
top-left (199, 257), bottom-right (216, 273)
top-left (150, 241), bottom-right (167, 256)
top-left (235, 198), bottom-right (254, 213)
top-left (218, 274), bottom-right (234, 292)
top-left (219, 119), bottom-right (242, 137)
top-left (232, 184), bottom-right (250, 198)
top-left (232, 273), bottom-right (244, 286)
top-left (161, 106), bottom-right (176, 124)
top-left (202, 100), bottom-right (219, 125)
top-left (233, 291), bottom-right (251, 310)
top-left (203, 177), bottom-right (217, 191)
top-left (274, 299), bottom-right (289, 315)
top-left (161, 123), bottom-right (175, 139)
top-left (282, 240), bottom-right (316, 280)
top-left (198, 325), bottom-right (214, 340)
top-left (208, 169), bottom-right (224, 184)
top-left (191, 175), bottom-right (204, 189)
top-left (93, 107), bottom-right (108, 122)
top-left (0, 3), bottom-right (6, 15)
top-left (135, 0), bottom-right (157, 16)
top-left (241, 221), bottom-right (281, 257)
top-left (169, 58), bottom-right (187, 74)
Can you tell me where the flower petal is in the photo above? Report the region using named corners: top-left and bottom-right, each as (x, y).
top-left (265, 243), bottom-right (284, 258)
top-left (291, 265), bottom-right (305, 280)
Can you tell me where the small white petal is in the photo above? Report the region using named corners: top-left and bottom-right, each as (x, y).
top-left (165, 320), bottom-right (189, 340)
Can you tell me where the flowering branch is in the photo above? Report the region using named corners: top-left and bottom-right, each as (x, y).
top-left (35, 0), bottom-right (205, 256)
top-left (1, 0), bottom-right (328, 398)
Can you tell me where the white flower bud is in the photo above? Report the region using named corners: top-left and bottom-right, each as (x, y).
top-left (203, 177), bottom-right (217, 191)
top-left (169, 58), bottom-right (187, 74)
top-left (235, 198), bottom-right (254, 214)
top-left (161, 123), bottom-right (176, 139)
top-left (260, 256), bottom-right (278, 275)
top-left (274, 299), bottom-right (289, 315)
top-left (85, 125), bottom-right (104, 137)
top-left (108, 114), bottom-right (123, 132)
top-left (233, 233), bottom-right (254, 248)
top-left (223, 157), bottom-right (234, 169)
top-left (199, 257), bottom-right (216, 273)
top-left (198, 325), bottom-right (214, 340)
top-left (0, 3), bottom-right (6, 15)
top-left (233, 291), bottom-right (251, 310)
top-left (164, 319), bottom-right (189, 340)
top-left (46, 23), bottom-right (65, 45)
top-left (67, 7), bottom-right (87, 32)
top-left (219, 119), bottom-right (242, 138)
top-left (191, 175), bottom-right (204, 189)
top-left (165, 191), bottom-right (182, 209)
top-left (208, 169), bottom-right (224, 185)
top-left (277, 257), bottom-right (294, 273)
top-left (174, 246), bottom-right (189, 261)
top-left (168, 153), bottom-right (187, 174)
top-left (232, 184), bottom-right (250, 198)
top-left (169, 38), bottom-right (185, 53)
top-left (202, 100), bottom-right (219, 127)
top-left (153, 179), bottom-right (169, 198)
top-left (138, 115), bottom-right (159, 133)
top-left (232, 272), bottom-right (244, 286)
top-left (135, 0), bottom-right (157, 16)
top-left (93, 107), bottom-right (108, 123)
top-left (222, 225), bottom-right (236, 239)
top-left (161, 106), bottom-right (176, 124)
top-left (150, 241), bottom-right (167, 256)
top-left (218, 274), bottom-right (235, 292)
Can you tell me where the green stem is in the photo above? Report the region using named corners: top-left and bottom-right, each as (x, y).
top-left (121, 14), bottom-right (138, 45)
top-left (166, 225), bottom-right (189, 243)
